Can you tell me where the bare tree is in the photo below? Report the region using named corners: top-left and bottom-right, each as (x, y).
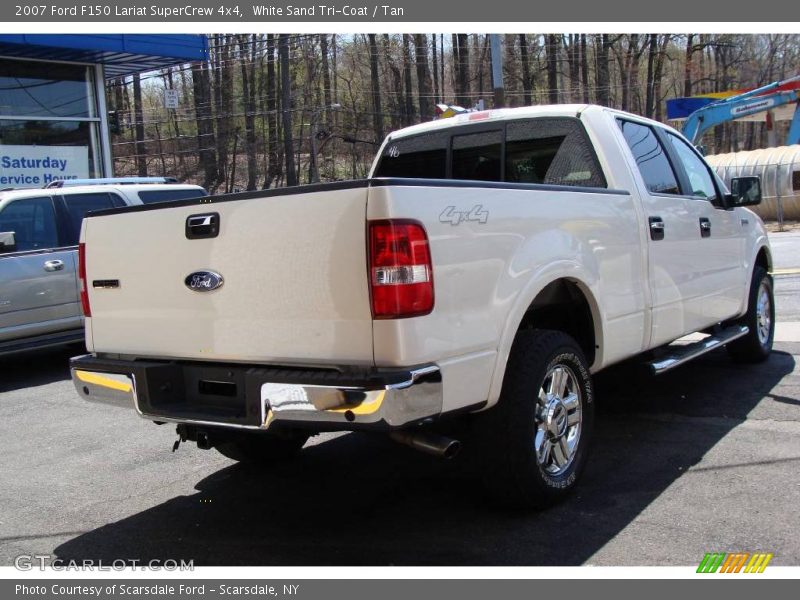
top-left (132, 73), bottom-right (147, 176)
top-left (546, 34), bottom-right (560, 104)
top-left (519, 34), bottom-right (533, 106)
top-left (239, 35), bottom-right (258, 190)
top-left (414, 34), bottom-right (434, 119)
top-left (191, 60), bottom-right (218, 188)
top-left (278, 34), bottom-right (297, 186)
top-left (402, 34), bottom-right (416, 125)
top-left (367, 34), bottom-right (385, 142)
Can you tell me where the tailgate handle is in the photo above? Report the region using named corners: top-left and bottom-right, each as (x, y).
top-left (186, 213), bottom-right (220, 239)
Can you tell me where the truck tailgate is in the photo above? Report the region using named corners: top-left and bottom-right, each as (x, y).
top-left (83, 183), bottom-right (373, 366)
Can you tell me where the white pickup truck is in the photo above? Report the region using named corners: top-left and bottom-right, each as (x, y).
top-left (70, 105), bottom-right (773, 508)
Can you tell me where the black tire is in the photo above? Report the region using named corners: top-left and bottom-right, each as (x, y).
top-left (474, 329), bottom-right (594, 509)
top-left (214, 430), bottom-right (309, 464)
top-left (727, 266), bottom-right (774, 363)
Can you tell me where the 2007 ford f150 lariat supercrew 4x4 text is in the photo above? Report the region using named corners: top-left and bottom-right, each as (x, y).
top-left (70, 105), bottom-right (774, 508)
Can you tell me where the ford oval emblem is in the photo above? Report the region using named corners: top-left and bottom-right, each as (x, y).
top-left (185, 270), bottom-right (224, 292)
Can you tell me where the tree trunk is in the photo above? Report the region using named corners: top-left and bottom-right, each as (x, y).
top-left (383, 35), bottom-right (403, 131)
top-left (162, 68), bottom-right (185, 175)
top-left (132, 73), bottom-right (147, 176)
top-left (265, 34), bottom-right (281, 188)
top-left (367, 34), bottom-right (385, 142)
top-left (278, 34), bottom-right (297, 186)
top-left (402, 34), bottom-right (416, 125)
top-left (565, 34), bottom-right (581, 103)
top-left (644, 34), bottom-right (657, 118)
top-left (191, 61), bottom-right (218, 188)
top-left (431, 33), bottom-right (440, 103)
top-left (546, 34), bottom-right (559, 104)
top-left (414, 34), bottom-right (434, 119)
top-left (453, 34), bottom-right (470, 107)
top-left (239, 35), bottom-right (258, 190)
top-left (594, 34), bottom-right (611, 107)
top-left (684, 34), bottom-right (694, 97)
top-left (519, 34), bottom-right (532, 106)
top-left (653, 35), bottom-right (671, 121)
top-left (319, 34), bottom-right (333, 128)
top-left (580, 34), bottom-right (590, 103)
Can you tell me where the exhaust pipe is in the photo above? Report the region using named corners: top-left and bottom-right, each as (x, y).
top-left (390, 430), bottom-right (461, 459)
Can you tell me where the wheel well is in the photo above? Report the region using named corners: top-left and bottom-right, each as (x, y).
top-left (755, 246), bottom-right (772, 273)
top-left (519, 279), bottom-right (597, 365)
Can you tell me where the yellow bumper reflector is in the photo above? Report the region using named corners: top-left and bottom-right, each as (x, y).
top-left (75, 370), bottom-right (133, 393)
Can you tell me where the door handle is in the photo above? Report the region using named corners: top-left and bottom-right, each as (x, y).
top-left (699, 218), bottom-right (711, 238)
top-left (43, 259), bottom-right (64, 272)
top-left (186, 212), bottom-right (220, 239)
top-left (648, 216), bottom-right (665, 241)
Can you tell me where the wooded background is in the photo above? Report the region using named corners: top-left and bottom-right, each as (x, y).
top-left (108, 34), bottom-right (800, 192)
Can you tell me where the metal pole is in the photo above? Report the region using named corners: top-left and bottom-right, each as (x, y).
top-left (95, 64), bottom-right (113, 177)
top-left (489, 34), bottom-right (505, 109)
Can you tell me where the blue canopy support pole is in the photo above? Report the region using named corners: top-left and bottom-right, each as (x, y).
top-left (787, 102), bottom-right (800, 146)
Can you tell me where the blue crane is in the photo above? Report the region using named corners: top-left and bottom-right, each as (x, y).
top-left (682, 75), bottom-right (800, 146)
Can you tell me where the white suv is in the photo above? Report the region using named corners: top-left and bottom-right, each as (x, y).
top-left (0, 178), bottom-right (207, 355)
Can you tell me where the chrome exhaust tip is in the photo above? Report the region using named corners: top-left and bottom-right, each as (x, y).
top-left (389, 430), bottom-right (461, 459)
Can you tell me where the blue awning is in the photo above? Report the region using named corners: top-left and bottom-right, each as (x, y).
top-left (0, 34), bottom-right (208, 77)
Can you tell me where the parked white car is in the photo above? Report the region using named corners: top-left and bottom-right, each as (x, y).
top-left (69, 106), bottom-right (773, 508)
top-left (0, 178), bottom-right (207, 355)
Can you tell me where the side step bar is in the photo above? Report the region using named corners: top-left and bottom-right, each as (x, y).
top-left (648, 325), bottom-right (749, 375)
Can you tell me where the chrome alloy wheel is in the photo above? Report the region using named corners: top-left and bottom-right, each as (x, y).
top-left (756, 281), bottom-right (772, 346)
top-left (535, 364), bottom-right (582, 475)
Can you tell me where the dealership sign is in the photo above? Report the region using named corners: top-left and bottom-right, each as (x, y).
top-left (0, 145), bottom-right (89, 187)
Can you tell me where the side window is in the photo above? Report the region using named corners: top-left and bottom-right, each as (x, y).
top-left (505, 119), bottom-right (607, 188)
top-left (60, 192), bottom-right (118, 245)
top-left (0, 196), bottom-right (58, 251)
top-left (451, 130), bottom-right (502, 182)
top-left (138, 188), bottom-right (207, 204)
top-left (665, 133), bottom-right (718, 202)
top-left (618, 119), bottom-right (680, 195)
top-left (373, 131), bottom-right (448, 179)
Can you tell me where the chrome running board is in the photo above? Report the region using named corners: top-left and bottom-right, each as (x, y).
top-left (648, 325), bottom-right (749, 375)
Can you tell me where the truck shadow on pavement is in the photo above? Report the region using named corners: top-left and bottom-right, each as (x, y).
top-left (54, 349), bottom-right (795, 566)
top-left (0, 347), bottom-right (77, 393)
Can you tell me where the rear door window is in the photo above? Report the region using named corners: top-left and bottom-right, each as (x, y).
top-left (59, 192), bottom-right (124, 245)
top-left (0, 196), bottom-right (58, 251)
top-left (505, 119), bottom-right (607, 188)
top-left (373, 131), bottom-right (448, 179)
top-left (618, 119), bottom-right (680, 195)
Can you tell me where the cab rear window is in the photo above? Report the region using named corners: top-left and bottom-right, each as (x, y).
top-left (373, 117), bottom-right (606, 188)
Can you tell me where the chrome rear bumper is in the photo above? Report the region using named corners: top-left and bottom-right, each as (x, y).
top-left (70, 354), bottom-right (442, 431)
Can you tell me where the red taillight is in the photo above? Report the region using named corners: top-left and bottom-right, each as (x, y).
top-left (368, 220), bottom-right (434, 319)
top-left (78, 242), bottom-right (91, 317)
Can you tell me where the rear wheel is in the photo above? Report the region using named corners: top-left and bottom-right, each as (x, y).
top-left (474, 329), bottom-right (594, 509)
top-left (727, 266), bottom-right (774, 363)
top-left (214, 431), bottom-right (309, 464)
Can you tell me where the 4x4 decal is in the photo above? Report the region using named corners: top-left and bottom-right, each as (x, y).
top-left (439, 205), bottom-right (489, 226)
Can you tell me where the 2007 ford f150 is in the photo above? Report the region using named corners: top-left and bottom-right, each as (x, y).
top-left (69, 105), bottom-right (774, 508)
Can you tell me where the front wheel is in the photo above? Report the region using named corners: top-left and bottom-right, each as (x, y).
top-left (474, 329), bottom-right (595, 509)
top-left (727, 266), bottom-right (774, 363)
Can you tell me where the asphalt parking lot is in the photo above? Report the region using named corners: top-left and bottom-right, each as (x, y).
top-left (1, 234), bottom-right (799, 567)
